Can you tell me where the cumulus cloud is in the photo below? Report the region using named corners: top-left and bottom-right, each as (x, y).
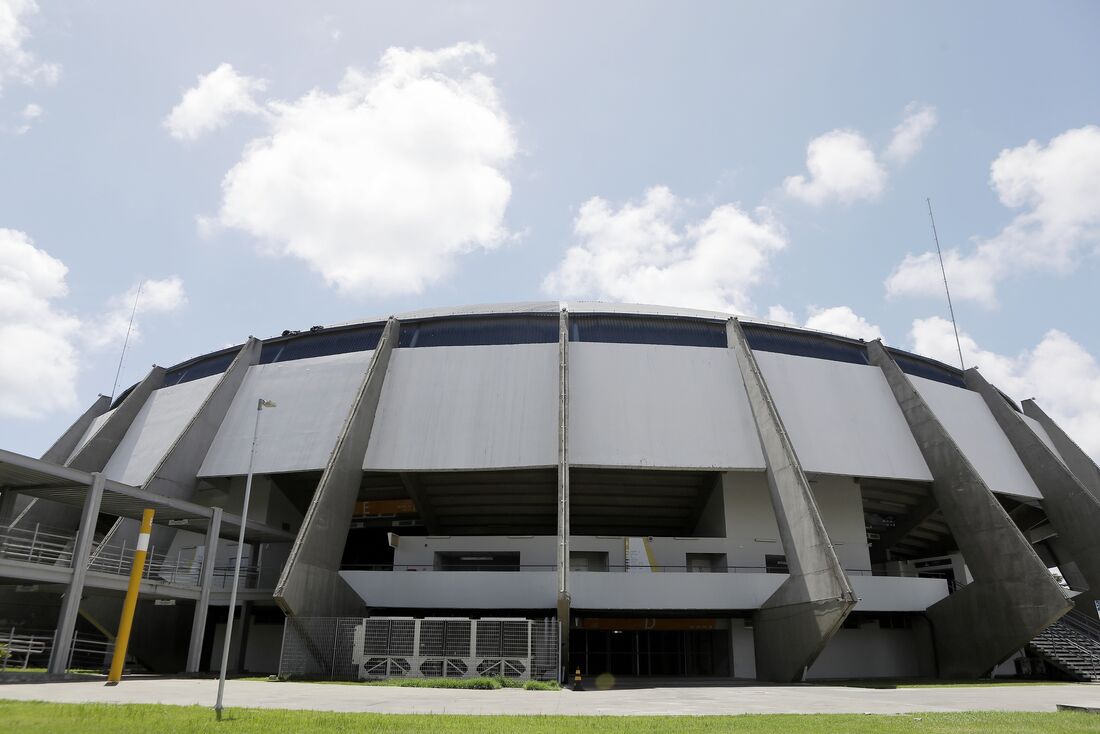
top-left (164, 63), bottom-right (267, 141)
top-left (765, 304), bottom-right (884, 341)
top-left (0, 228), bottom-right (78, 418)
top-left (784, 103), bottom-right (936, 206)
top-left (884, 103), bottom-right (938, 165)
top-left (0, 0), bottom-right (59, 94)
top-left (783, 130), bottom-right (887, 206)
top-left (543, 186), bottom-right (787, 314)
top-left (83, 276), bottom-right (188, 350)
top-left (208, 43), bottom-right (516, 296)
top-left (911, 316), bottom-right (1100, 462)
top-left (886, 125), bottom-right (1100, 307)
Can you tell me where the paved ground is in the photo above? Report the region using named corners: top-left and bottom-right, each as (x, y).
top-left (2, 678), bottom-right (1100, 715)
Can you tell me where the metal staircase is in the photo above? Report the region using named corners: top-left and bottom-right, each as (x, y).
top-left (1027, 608), bottom-right (1100, 681)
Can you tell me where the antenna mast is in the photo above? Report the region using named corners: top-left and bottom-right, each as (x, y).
top-left (110, 281), bottom-right (143, 402)
top-left (926, 198), bottom-right (965, 370)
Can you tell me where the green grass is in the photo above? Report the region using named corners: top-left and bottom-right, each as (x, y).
top-left (1, 702), bottom-right (1097, 733)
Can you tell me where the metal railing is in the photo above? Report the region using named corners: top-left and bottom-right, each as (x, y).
top-left (341, 562), bottom-right (875, 576)
top-left (0, 523), bottom-right (278, 591)
top-left (0, 627), bottom-right (117, 672)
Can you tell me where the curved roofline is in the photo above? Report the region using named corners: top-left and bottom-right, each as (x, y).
top-left (148, 300), bottom-right (971, 395)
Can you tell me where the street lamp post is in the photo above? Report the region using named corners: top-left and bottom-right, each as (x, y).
top-left (215, 398), bottom-right (275, 720)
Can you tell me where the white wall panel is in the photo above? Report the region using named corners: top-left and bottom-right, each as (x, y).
top-left (568, 343), bottom-right (764, 470)
top-left (340, 570), bottom-right (557, 609)
top-left (911, 376), bottom-right (1042, 499)
top-left (198, 352), bottom-right (373, 477)
top-left (102, 375), bottom-right (219, 486)
top-left (364, 344), bottom-right (558, 471)
top-left (65, 408), bottom-right (116, 464)
top-left (1021, 413), bottom-right (1064, 462)
top-left (755, 352), bottom-right (932, 482)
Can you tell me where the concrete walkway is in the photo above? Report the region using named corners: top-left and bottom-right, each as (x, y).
top-left (2, 678), bottom-right (1100, 715)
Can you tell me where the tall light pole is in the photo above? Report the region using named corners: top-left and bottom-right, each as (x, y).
top-left (215, 398), bottom-right (275, 720)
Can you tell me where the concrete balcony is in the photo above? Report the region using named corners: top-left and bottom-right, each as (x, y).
top-left (338, 567), bottom-right (950, 613)
top-left (339, 569), bottom-right (558, 609)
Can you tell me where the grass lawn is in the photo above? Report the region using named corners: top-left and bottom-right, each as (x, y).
top-left (1, 702), bottom-right (1098, 733)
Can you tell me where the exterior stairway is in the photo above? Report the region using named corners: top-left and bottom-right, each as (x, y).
top-left (1027, 609), bottom-right (1100, 681)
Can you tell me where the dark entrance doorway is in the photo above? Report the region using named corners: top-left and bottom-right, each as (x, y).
top-left (570, 624), bottom-right (730, 676)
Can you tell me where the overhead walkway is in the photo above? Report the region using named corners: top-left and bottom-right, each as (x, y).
top-left (0, 448), bottom-right (293, 673)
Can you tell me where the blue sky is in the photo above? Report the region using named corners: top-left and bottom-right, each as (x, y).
top-left (2, 1), bottom-right (1099, 458)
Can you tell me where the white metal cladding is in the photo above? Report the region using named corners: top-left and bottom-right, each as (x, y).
top-left (197, 352), bottom-right (374, 477)
top-left (567, 342), bottom-right (764, 470)
top-left (101, 375), bottom-right (220, 486)
top-left (1020, 413), bottom-right (1065, 461)
top-left (754, 352), bottom-right (933, 482)
top-left (911, 376), bottom-right (1043, 500)
top-left (364, 344), bottom-right (559, 471)
top-left (65, 407), bottom-right (117, 464)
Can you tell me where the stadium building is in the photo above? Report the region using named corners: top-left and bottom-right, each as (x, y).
top-left (2, 302), bottom-right (1100, 683)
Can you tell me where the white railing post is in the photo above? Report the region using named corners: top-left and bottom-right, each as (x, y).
top-left (29, 523), bottom-right (40, 564)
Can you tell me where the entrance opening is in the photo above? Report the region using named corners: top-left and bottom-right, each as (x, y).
top-left (570, 621), bottom-right (730, 676)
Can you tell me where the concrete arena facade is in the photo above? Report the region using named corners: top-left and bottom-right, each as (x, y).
top-left (4, 301), bottom-right (1100, 681)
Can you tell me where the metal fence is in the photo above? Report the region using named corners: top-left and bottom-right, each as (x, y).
top-left (0, 626), bottom-right (116, 672)
top-left (278, 616), bottom-right (559, 682)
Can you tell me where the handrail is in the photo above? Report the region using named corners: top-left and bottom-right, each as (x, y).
top-left (1062, 607), bottom-right (1100, 643)
top-left (1037, 622), bottom-right (1100, 666)
top-left (339, 563), bottom-right (877, 575)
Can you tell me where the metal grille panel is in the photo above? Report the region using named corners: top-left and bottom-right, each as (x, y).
top-left (278, 616), bottom-right (559, 681)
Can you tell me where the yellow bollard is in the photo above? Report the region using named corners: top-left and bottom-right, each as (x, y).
top-left (106, 509), bottom-right (155, 685)
top-left (573, 666), bottom-right (583, 690)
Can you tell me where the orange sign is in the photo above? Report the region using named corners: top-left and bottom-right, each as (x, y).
top-left (354, 499), bottom-right (417, 516)
top-left (576, 617), bottom-right (718, 631)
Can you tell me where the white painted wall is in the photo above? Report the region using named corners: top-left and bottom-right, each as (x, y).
top-left (340, 570), bottom-right (558, 609)
top-left (66, 407), bottom-right (116, 464)
top-left (911, 376), bottom-right (1042, 500)
top-left (722, 472), bottom-right (782, 571)
top-left (102, 375), bottom-right (220, 486)
top-left (806, 624), bottom-right (927, 679)
top-left (755, 352), bottom-right (932, 482)
top-left (199, 352), bottom-right (373, 477)
top-left (812, 476), bottom-right (871, 573)
top-left (568, 343), bottom-right (764, 470)
top-left (850, 576), bottom-right (949, 611)
top-left (570, 571), bottom-right (785, 610)
top-left (365, 344), bottom-right (558, 471)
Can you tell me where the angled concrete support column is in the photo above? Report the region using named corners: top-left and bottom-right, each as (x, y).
top-left (1022, 399), bottom-right (1100, 502)
top-left (275, 319), bottom-right (399, 617)
top-left (41, 395), bottom-right (111, 464)
top-left (556, 309), bottom-right (571, 680)
top-left (728, 319), bottom-right (856, 683)
top-left (966, 369), bottom-right (1100, 611)
top-left (48, 472), bottom-right (105, 675)
top-left (68, 366), bottom-right (166, 472)
top-left (143, 339), bottom-right (262, 502)
top-left (186, 507), bottom-right (221, 672)
top-left (867, 341), bottom-right (1071, 677)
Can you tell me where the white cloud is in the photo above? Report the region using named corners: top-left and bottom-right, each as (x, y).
top-left (783, 130), bottom-right (886, 206)
top-left (164, 63), bottom-right (267, 141)
top-left (886, 125), bottom-right (1100, 307)
top-left (0, 0), bottom-right (59, 94)
top-left (784, 103), bottom-right (936, 206)
top-left (910, 316), bottom-right (1100, 462)
top-left (884, 103), bottom-right (938, 165)
top-left (211, 42), bottom-right (516, 296)
top-left (12, 100), bottom-right (40, 133)
top-left (543, 186), bottom-right (787, 313)
top-left (83, 276), bottom-right (187, 350)
top-left (764, 303), bottom-right (883, 341)
top-left (804, 305), bottom-right (884, 341)
top-left (0, 228), bottom-right (78, 418)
